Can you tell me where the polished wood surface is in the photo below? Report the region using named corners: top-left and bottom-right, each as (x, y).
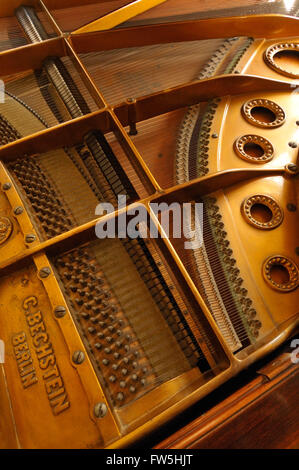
top-left (155, 343), bottom-right (299, 449)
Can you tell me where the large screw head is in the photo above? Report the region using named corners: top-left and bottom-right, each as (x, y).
top-left (54, 306), bottom-right (66, 318)
top-left (39, 267), bottom-right (51, 278)
top-left (94, 402), bottom-right (108, 418)
top-left (25, 233), bottom-right (36, 243)
top-left (288, 142), bottom-right (298, 149)
top-left (72, 350), bottom-right (85, 365)
top-left (286, 163), bottom-right (298, 173)
top-left (14, 206), bottom-right (24, 215)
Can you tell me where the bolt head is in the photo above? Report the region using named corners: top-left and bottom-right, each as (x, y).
top-left (54, 306), bottom-right (66, 318)
top-left (25, 234), bottom-right (36, 243)
top-left (288, 142), bottom-right (297, 148)
top-left (212, 133), bottom-right (218, 138)
top-left (2, 182), bottom-right (11, 191)
top-left (14, 206), bottom-right (24, 215)
top-left (72, 350), bottom-right (85, 365)
top-left (94, 402), bottom-right (108, 418)
top-left (39, 267), bottom-right (51, 278)
top-left (286, 163), bottom-right (298, 173)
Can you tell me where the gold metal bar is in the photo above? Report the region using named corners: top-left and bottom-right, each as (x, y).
top-left (70, 14), bottom-right (299, 53)
top-left (113, 74), bottom-right (295, 126)
top-left (72, 0), bottom-right (167, 34)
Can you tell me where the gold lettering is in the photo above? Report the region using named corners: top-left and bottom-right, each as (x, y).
top-left (17, 351), bottom-right (31, 363)
top-left (33, 332), bottom-right (48, 348)
top-left (46, 376), bottom-right (63, 395)
top-left (36, 343), bottom-right (53, 360)
top-left (30, 322), bottom-right (45, 337)
top-left (23, 296), bottom-right (38, 311)
top-left (51, 394), bottom-right (70, 415)
top-left (22, 371), bottom-right (38, 388)
top-left (12, 332), bottom-right (26, 346)
top-left (14, 342), bottom-right (28, 355)
top-left (43, 364), bottom-right (59, 380)
top-left (26, 311), bottom-right (43, 327)
top-left (40, 354), bottom-right (55, 370)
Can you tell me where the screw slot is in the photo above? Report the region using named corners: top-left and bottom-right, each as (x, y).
top-left (25, 234), bottom-right (36, 244)
top-left (94, 402), bottom-right (108, 418)
top-left (14, 206), bottom-right (24, 215)
top-left (39, 267), bottom-right (51, 278)
top-left (72, 350), bottom-right (85, 365)
top-left (288, 142), bottom-right (298, 148)
top-left (54, 306), bottom-right (66, 318)
top-left (286, 163), bottom-right (298, 173)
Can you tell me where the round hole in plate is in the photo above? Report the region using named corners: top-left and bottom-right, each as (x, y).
top-left (269, 264), bottom-right (290, 285)
top-left (243, 142), bottom-right (265, 159)
top-left (250, 106), bottom-right (276, 124)
top-left (250, 203), bottom-right (273, 224)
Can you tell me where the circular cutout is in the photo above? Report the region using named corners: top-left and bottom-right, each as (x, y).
top-left (0, 216), bottom-right (13, 245)
top-left (264, 43), bottom-right (299, 78)
top-left (241, 195), bottom-right (283, 230)
top-left (242, 99), bottom-right (285, 128)
top-left (263, 256), bottom-right (299, 292)
top-left (234, 135), bottom-right (274, 163)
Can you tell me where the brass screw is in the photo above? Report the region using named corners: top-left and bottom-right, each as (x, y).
top-left (2, 182), bottom-right (11, 190)
top-left (25, 234), bottom-right (36, 243)
top-left (72, 350), bottom-right (85, 365)
top-left (39, 267), bottom-right (51, 278)
top-left (14, 206), bottom-right (24, 215)
top-left (94, 402), bottom-right (108, 418)
top-left (288, 142), bottom-right (298, 148)
top-left (54, 306), bottom-right (66, 318)
top-left (287, 163), bottom-right (298, 172)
